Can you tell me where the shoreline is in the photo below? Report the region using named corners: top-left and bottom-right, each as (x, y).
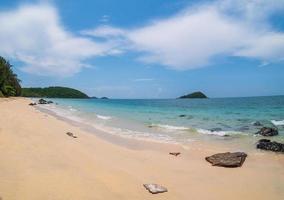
top-left (0, 98), bottom-right (284, 200)
top-left (35, 99), bottom-right (279, 154)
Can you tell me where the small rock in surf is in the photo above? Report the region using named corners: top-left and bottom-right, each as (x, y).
top-left (255, 127), bottom-right (278, 136)
top-left (253, 121), bottom-right (262, 126)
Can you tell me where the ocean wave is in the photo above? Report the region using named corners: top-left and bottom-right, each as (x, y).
top-left (271, 120), bottom-right (284, 126)
top-left (196, 128), bottom-right (229, 136)
top-left (149, 124), bottom-right (189, 131)
top-left (196, 128), bottom-right (246, 137)
top-left (97, 115), bottom-right (112, 120)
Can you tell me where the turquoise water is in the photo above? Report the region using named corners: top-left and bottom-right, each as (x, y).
top-left (37, 96), bottom-right (284, 144)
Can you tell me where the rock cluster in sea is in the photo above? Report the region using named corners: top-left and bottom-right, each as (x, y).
top-left (255, 127), bottom-right (278, 136)
top-left (38, 99), bottom-right (53, 104)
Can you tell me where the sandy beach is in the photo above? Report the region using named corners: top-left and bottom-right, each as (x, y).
top-left (0, 98), bottom-right (284, 200)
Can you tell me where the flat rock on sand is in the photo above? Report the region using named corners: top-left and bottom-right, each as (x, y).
top-left (143, 184), bottom-right (168, 194)
top-left (205, 152), bottom-right (247, 168)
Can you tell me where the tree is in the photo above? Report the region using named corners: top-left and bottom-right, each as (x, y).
top-left (0, 56), bottom-right (21, 97)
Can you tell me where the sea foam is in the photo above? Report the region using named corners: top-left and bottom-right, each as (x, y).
top-left (97, 115), bottom-right (112, 120)
top-left (150, 124), bottom-right (189, 131)
top-left (271, 120), bottom-right (284, 126)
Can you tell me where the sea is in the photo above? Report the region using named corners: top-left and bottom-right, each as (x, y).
top-left (35, 96), bottom-right (284, 148)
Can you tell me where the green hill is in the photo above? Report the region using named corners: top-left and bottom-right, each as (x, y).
top-left (179, 91), bottom-right (208, 99)
top-left (0, 56), bottom-right (21, 97)
top-left (21, 87), bottom-right (89, 98)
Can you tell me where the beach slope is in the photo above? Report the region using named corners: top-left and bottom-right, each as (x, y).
top-left (0, 98), bottom-right (283, 200)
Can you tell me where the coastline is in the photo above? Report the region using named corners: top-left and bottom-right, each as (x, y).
top-left (0, 98), bottom-right (284, 199)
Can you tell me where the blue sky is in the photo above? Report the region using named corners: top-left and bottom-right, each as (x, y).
top-left (0, 0), bottom-right (284, 98)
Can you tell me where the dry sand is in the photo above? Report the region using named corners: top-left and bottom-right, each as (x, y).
top-left (0, 98), bottom-right (283, 200)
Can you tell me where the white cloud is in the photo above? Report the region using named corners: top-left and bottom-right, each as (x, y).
top-left (127, 0), bottom-right (284, 70)
top-left (81, 25), bottom-right (125, 39)
top-left (0, 4), bottom-right (117, 76)
top-left (85, 0), bottom-right (284, 70)
top-left (1, 0), bottom-right (284, 76)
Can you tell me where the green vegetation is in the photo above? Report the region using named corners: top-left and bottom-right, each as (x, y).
top-left (21, 86), bottom-right (89, 98)
top-left (179, 91), bottom-right (207, 99)
top-left (0, 56), bottom-right (21, 97)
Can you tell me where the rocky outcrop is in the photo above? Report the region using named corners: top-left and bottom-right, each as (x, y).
top-left (255, 127), bottom-right (278, 136)
top-left (205, 152), bottom-right (247, 168)
top-left (29, 102), bottom-right (37, 106)
top-left (178, 91), bottom-right (207, 99)
top-left (38, 99), bottom-right (53, 104)
top-left (143, 184), bottom-right (168, 194)
top-left (256, 139), bottom-right (284, 152)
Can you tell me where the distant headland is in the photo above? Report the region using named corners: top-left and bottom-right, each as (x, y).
top-left (21, 87), bottom-right (89, 99)
top-left (178, 91), bottom-right (208, 99)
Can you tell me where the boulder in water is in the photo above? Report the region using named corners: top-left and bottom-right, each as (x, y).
top-left (205, 152), bottom-right (247, 168)
top-left (38, 99), bottom-right (53, 104)
top-left (38, 98), bottom-right (48, 104)
top-left (253, 121), bottom-right (262, 126)
top-left (256, 127), bottom-right (278, 136)
top-left (256, 139), bottom-right (284, 152)
top-left (179, 114), bottom-right (186, 117)
top-left (210, 128), bottom-right (222, 132)
top-left (143, 184), bottom-right (168, 194)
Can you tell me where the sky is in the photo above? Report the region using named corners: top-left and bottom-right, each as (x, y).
top-left (0, 0), bottom-right (284, 98)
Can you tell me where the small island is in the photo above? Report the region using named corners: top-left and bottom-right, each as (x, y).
top-left (178, 91), bottom-right (208, 99)
top-left (21, 87), bottom-right (89, 98)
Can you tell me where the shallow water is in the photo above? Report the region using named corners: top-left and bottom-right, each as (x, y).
top-left (35, 96), bottom-right (284, 146)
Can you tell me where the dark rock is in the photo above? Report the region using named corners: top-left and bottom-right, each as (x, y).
top-left (101, 97), bottom-right (109, 99)
top-left (210, 128), bottom-right (222, 132)
top-left (29, 103), bottom-right (37, 106)
top-left (143, 184), bottom-right (168, 194)
top-left (169, 152), bottom-right (181, 156)
top-left (256, 139), bottom-right (284, 152)
top-left (258, 139), bottom-right (271, 143)
top-left (66, 132), bottom-right (77, 138)
top-left (38, 99), bottom-right (48, 104)
top-left (179, 114), bottom-right (186, 117)
top-left (38, 99), bottom-right (53, 104)
top-left (256, 127), bottom-right (278, 136)
top-left (253, 121), bottom-right (262, 126)
top-left (205, 152), bottom-right (247, 168)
